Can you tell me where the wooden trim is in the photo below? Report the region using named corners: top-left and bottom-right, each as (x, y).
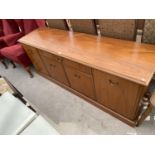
top-left (133, 20), bottom-right (138, 41)
top-left (94, 19), bottom-right (100, 35)
top-left (93, 19), bottom-right (98, 35)
top-left (135, 19), bottom-right (145, 43)
top-left (136, 19), bottom-right (145, 30)
top-left (38, 71), bottom-right (137, 127)
top-left (136, 19), bottom-right (145, 42)
top-left (64, 19), bottom-right (69, 30)
top-left (91, 68), bottom-right (97, 100)
top-left (94, 19), bottom-right (99, 26)
top-left (61, 58), bottom-right (71, 86)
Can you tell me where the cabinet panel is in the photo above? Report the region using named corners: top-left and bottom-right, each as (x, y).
top-left (63, 59), bottom-right (92, 75)
top-left (40, 50), bottom-right (63, 63)
top-left (64, 66), bottom-right (95, 100)
top-left (93, 69), bottom-right (141, 119)
top-left (41, 55), bottom-right (69, 86)
top-left (22, 45), bottom-right (49, 75)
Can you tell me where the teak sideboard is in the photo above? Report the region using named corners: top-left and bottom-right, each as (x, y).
top-left (19, 27), bottom-right (155, 126)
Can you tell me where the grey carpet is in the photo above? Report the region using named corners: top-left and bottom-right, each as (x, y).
top-left (0, 62), bottom-right (155, 134)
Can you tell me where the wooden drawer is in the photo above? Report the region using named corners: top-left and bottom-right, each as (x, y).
top-left (40, 55), bottom-right (69, 86)
top-left (63, 59), bottom-right (92, 75)
top-left (22, 45), bottom-right (49, 75)
top-left (93, 69), bottom-right (142, 120)
top-left (64, 66), bottom-right (95, 100)
top-left (40, 50), bottom-right (63, 63)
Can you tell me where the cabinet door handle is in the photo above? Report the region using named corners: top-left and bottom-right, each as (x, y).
top-left (77, 75), bottom-right (81, 79)
top-left (109, 80), bottom-right (119, 86)
top-left (56, 58), bottom-right (62, 62)
top-left (50, 64), bottom-right (56, 68)
top-left (74, 74), bottom-right (81, 79)
top-left (74, 74), bottom-right (78, 78)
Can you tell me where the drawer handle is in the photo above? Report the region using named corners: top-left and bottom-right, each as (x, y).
top-left (74, 74), bottom-right (81, 79)
top-left (50, 64), bottom-right (56, 68)
top-left (109, 80), bottom-right (119, 86)
top-left (56, 58), bottom-right (62, 62)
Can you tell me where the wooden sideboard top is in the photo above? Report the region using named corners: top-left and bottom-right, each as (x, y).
top-left (19, 27), bottom-right (155, 86)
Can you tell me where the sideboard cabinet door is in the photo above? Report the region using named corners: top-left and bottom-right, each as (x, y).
top-left (93, 69), bottom-right (144, 120)
top-left (22, 45), bottom-right (49, 75)
top-left (64, 65), bottom-right (95, 100)
top-left (39, 52), bottom-right (69, 86)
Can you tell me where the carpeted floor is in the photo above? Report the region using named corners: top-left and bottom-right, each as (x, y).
top-left (1, 63), bottom-right (155, 134)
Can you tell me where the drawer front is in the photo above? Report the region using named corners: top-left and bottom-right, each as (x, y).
top-left (41, 55), bottom-right (69, 86)
top-left (65, 66), bottom-right (95, 99)
top-left (93, 69), bottom-right (141, 119)
top-left (40, 50), bottom-right (63, 63)
top-left (63, 59), bottom-right (92, 75)
top-left (22, 45), bottom-right (49, 75)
